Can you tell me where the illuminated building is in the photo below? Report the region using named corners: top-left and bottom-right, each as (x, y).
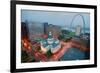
top-left (21, 20), bottom-right (29, 40)
top-left (40, 32), bottom-right (61, 54)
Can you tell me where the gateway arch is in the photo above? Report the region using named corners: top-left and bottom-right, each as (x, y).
top-left (70, 14), bottom-right (86, 36)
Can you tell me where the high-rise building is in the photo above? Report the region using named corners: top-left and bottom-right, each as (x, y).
top-left (44, 24), bottom-right (61, 38)
top-left (75, 25), bottom-right (82, 36)
top-left (21, 20), bottom-right (29, 39)
top-left (28, 22), bottom-right (44, 41)
top-left (43, 22), bottom-right (49, 34)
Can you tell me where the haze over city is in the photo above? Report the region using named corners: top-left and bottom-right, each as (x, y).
top-left (21, 10), bottom-right (90, 29)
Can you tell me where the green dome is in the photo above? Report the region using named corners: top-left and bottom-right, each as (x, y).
top-left (40, 32), bottom-right (61, 52)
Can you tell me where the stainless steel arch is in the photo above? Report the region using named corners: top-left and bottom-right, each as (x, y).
top-left (70, 14), bottom-right (86, 34)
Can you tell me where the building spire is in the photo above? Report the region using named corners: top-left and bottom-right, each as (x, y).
top-left (48, 32), bottom-right (53, 38)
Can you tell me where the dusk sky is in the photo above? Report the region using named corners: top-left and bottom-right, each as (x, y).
top-left (21, 10), bottom-right (90, 29)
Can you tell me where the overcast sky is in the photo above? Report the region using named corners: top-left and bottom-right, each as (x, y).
top-left (21, 10), bottom-right (90, 28)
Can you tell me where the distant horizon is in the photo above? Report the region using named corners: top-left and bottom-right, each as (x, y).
top-left (22, 21), bottom-right (90, 33)
top-left (21, 10), bottom-right (90, 29)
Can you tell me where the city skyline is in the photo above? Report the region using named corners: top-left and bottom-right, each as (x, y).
top-left (21, 10), bottom-right (90, 29)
